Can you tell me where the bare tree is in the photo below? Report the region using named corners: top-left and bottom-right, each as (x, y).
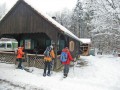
top-left (48, 8), bottom-right (72, 30)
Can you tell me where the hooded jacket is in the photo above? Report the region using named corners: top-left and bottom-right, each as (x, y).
top-left (16, 47), bottom-right (24, 59)
top-left (62, 48), bottom-right (73, 65)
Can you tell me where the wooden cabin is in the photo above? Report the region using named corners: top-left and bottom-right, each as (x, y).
top-left (0, 0), bottom-right (80, 70)
top-left (79, 38), bottom-right (91, 56)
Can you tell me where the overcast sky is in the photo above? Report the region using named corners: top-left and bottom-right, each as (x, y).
top-left (0, 0), bottom-right (77, 13)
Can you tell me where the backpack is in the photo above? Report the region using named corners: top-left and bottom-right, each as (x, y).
top-left (44, 47), bottom-right (51, 57)
top-left (60, 52), bottom-right (68, 62)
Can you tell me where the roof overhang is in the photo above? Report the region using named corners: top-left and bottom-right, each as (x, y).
top-left (79, 38), bottom-right (91, 44)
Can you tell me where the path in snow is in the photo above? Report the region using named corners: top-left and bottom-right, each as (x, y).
top-left (0, 55), bottom-right (120, 90)
top-left (0, 79), bottom-right (43, 90)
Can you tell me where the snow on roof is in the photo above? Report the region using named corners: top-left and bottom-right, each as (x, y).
top-left (0, 38), bottom-right (17, 42)
top-left (79, 38), bottom-right (91, 44)
top-left (0, 41), bottom-right (18, 43)
top-left (24, 0), bottom-right (81, 41)
top-left (0, 0), bottom-right (81, 42)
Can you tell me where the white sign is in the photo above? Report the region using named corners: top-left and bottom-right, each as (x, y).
top-left (25, 39), bottom-right (31, 49)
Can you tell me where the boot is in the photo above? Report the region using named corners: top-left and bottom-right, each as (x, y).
top-left (43, 73), bottom-right (46, 77)
top-left (63, 74), bottom-right (67, 78)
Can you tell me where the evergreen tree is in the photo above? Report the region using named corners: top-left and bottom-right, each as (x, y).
top-left (71, 0), bottom-right (84, 38)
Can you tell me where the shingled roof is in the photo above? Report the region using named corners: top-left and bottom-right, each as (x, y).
top-left (0, 0), bottom-right (80, 42)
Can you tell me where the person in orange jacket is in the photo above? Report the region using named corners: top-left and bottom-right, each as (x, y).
top-left (16, 46), bottom-right (24, 69)
top-left (43, 45), bottom-right (55, 76)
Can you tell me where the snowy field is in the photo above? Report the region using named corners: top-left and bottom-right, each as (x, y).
top-left (0, 55), bottom-right (120, 90)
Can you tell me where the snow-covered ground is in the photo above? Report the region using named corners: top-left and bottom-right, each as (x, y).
top-left (0, 55), bottom-right (120, 90)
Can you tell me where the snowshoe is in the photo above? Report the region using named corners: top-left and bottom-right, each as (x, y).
top-left (63, 74), bottom-right (67, 78)
top-left (63, 76), bottom-right (67, 78)
top-left (23, 68), bottom-right (30, 72)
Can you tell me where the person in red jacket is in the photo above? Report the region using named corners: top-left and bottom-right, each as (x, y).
top-left (62, 47), bottom-right (73, 78)
top-left (16, 46), bottom-right (24, 69)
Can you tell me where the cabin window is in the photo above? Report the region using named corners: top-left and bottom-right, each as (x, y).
top-left (20, 40), bottom-right (24, 46)
top-left (7, 43), bottom-right (12, 48)
top-left (69, 41), bottom-right (74, 51)
top-left (0, 43), bottom-right (6, 48)
top-left (46, 40), bottom-right (51, 47)
top-left (20, 39), bottom-right (34, 50)
top-left (25, 39), bottom-right (31, 49)
top-left (59, 40), bottom-right (65, 51)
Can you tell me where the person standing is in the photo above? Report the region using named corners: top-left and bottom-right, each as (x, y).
top-left (43, 45), bottom-right (55, 76)
top-left (16, 46), bottom-right (24, 69)
top-left (61, 47), bottom-right (73, 78)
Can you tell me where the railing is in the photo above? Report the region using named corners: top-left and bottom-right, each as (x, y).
top-left (0, 51), bottom-right (16, 64)
top-left (0, 52), bottom-right (44, 69)
top-left (0, 52), bottom-right (63, 71)
top-left (26, 54), bottom-right (44, 69)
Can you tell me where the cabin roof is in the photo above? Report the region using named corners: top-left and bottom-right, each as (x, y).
top-left (0, 0), bottom-right (80, 42)
top-left (79, 38), bottom-right (91, 44)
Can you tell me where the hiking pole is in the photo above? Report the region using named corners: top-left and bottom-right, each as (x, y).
top-left (72, 60), bottom-right (76, 77)
top-left (51, 59), bottom-right (54, 75)
top-left (73, 61), bottom-right (75, 76)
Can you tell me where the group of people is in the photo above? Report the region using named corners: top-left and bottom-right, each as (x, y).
top-left (16, 45), bottom-right (74, 78)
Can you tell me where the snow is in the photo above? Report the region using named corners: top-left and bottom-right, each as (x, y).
top-left (79, 38), bottom-right (91, 44)
top-left (0, 55), bottom-right (120, 90)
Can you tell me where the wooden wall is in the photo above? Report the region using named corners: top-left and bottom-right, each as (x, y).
top-left (0, 1), bottom-right (59, 42)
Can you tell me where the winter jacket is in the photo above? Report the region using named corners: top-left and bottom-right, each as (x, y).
top-left (16, 47), bottom-right (24, 59)
top-left (44, 49), bottom-right (55, 62)
top-left (62, 48), bottom-right (73, 65)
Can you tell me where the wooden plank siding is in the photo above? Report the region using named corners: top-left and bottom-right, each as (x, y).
top-left (0, 1), bottom-right (60, 37)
